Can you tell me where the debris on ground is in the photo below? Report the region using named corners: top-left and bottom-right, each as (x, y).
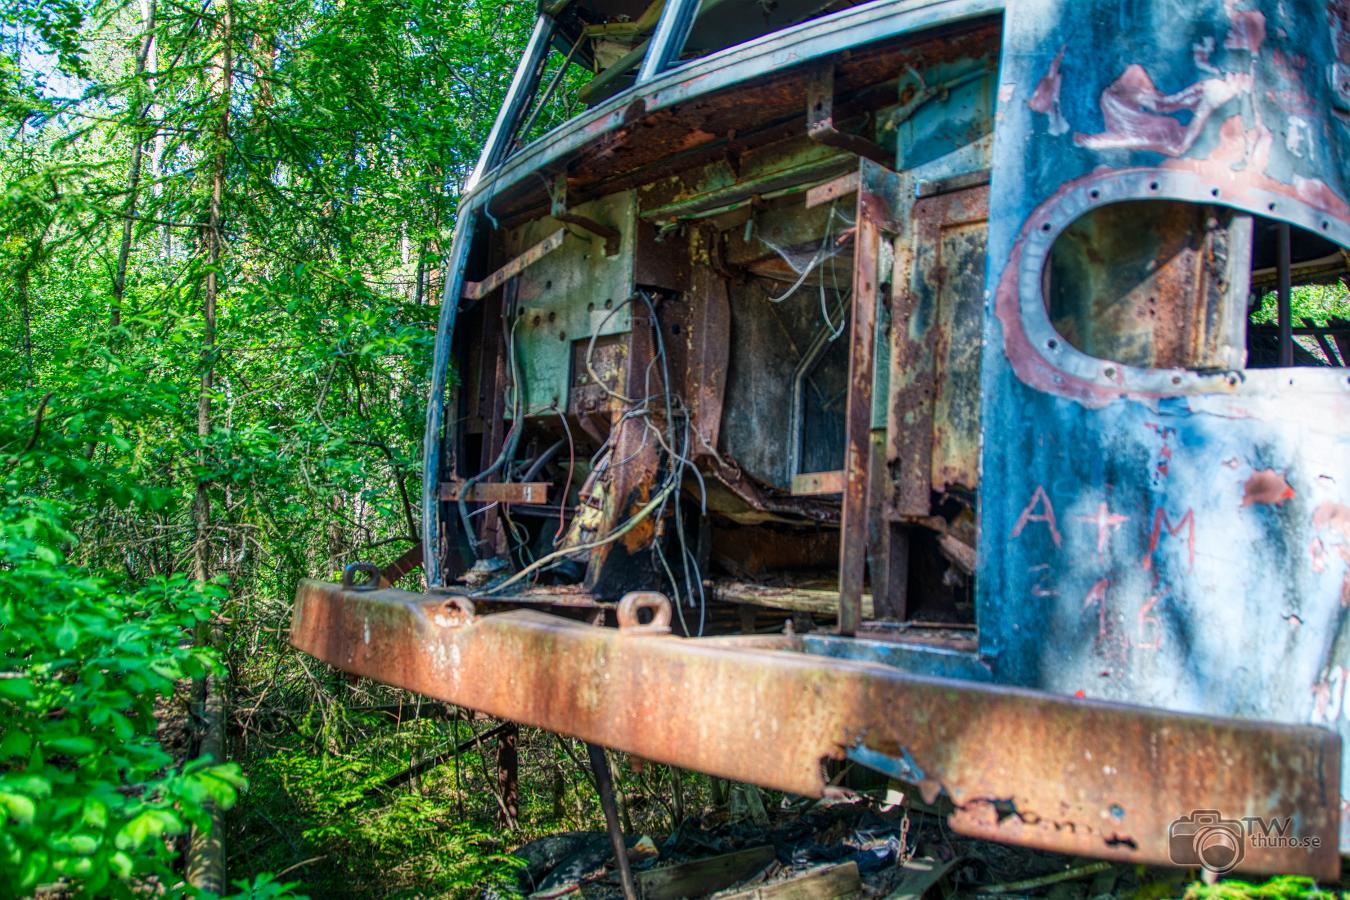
top-left (503, 787), bottom-right (1208, 899)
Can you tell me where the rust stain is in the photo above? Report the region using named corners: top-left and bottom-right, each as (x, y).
top-left (1243, 469), bottom-right (1295, 506)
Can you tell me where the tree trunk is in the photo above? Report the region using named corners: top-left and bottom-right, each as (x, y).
top-left (17, 265), bottom-right (34, 381)
top-left (193, 0), bottom-right (231, 585)
top-left (112, 0), bottom-right (158, 328)
top-left (187, 2), bottom-right (231, 892)
top-left (138, 0), bottom-right (170, 263)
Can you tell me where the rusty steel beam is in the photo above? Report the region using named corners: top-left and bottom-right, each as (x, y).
top-left (461, 229), bottom-right (565, 301)
top-left (805, 171), bottom-right (860, 209)
top-left (838, 162), bottom-right (896, 636)
top-left (439, 481), bottom-right (551, 504)
top-left (806, 65), bottom-right (894, 169)
top-left (292, 580), bottom-right (1341, 879)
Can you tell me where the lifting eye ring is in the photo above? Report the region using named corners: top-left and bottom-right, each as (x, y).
top-left (342, 561), bottom-right (382, 592)
top-left (617, 592), bottom-right (672, 635)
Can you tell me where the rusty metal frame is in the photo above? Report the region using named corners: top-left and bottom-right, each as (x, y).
top-left (292, 579), bottom-right (1341, 879)
top-left (549, 174), bottom-right (622, 257)
top-left (998, 167), bottom-right (1350, 406)
top-left (461, 229), bottom-right (565, 301)
top-left (838, 161), bottom-right (898, 635)
top-left (806, 65), bottom-right (894, 169)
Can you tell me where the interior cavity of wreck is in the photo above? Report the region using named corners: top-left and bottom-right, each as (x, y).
top-left (291, 0), bottom-right (1350, 880)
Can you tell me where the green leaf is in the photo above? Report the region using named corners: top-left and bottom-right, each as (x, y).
top-left (15, 848), bottom-right (47, 892)
top-left (54, 620), bottom-right (78, 650)
top-left (0, 678), bottom-right (35, 701)
top-left (0, 729), bottom-right (32, 758)
top-left (81, 797), bottom-right (107, 830)
top-left (0, 791), bottom-right (36, 824)
top-left (45, 735), bottom-right (95, 755)
top-left (108, 850), bottom-right (133, 879)
top-left (51, 831), bottom-right (100, 855)
top-left (114, 808), bottom-right (184, 850)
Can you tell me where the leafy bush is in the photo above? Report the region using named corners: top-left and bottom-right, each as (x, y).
top-left (0, 381), bottom-right (243, 896)
top-left (238, 742), bottom-right (523, 897)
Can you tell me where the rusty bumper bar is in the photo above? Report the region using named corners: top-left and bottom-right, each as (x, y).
top-left (291, 580), bottom-right (1341, 878)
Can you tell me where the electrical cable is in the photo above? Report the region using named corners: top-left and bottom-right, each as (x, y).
top-left (759, 201), bottom-right (854, 339)
top-left (637, 289), bottom-right (706, 634)
top-left (553, 405), bottom-right (576, 542)
top-left (584, 297), bottom-right (639, 404)
top-left (521, 439), bottom-right (565, 482)
top-left (471, 480), bottom-right (678, 597)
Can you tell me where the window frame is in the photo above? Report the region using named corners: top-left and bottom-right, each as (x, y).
top-left (1005, 167), bottom-right (1350, 400)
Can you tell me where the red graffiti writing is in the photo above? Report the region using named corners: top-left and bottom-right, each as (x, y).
top-left (1011, 485), bottom-right (1062, 547)
top-left (1075, 502), bottom-right (1129, 558)
top-left (1145, 507), bottom-right (1196, 571)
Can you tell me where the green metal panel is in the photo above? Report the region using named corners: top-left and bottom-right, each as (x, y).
top-left (505, 191), bottom-right (637, 416)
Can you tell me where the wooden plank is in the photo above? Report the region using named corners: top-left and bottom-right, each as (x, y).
top-left (438, 481), bottom-right (551, 504)
top-left (790, 470), bottom-right (845, 496)
top-left (885, 856), bottom-right (960, 900)
top-left (805, 171), bottom-right (859, 208)
top-left (638, 845), bottom-right (776, 900)
top-left (720, 861), bottom-right (860, 899)
top-left (708, 581), bottom-right (874, 619)
top-left (461, 229), bottom-right (565, 301)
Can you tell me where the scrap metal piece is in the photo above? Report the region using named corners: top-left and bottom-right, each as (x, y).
top-left (791, 470), bottom-right (845, 496)
top-left (461, 229), bottom-right (565, 301)
top-left (617, 591), bottom-right (672, 634)
top-left (806, 171), bottom-right (860, 209)
top-left (439, 481), bottom-right (552, 504)
top-left (838, 161), bottom-right (899, 635)
top-left (291, 580), bottom-right (1342, 879)
top-left (588, 742), bottom-right (639, 900)
top-left (341, 562), bottom-right (382, 592)
top-left (378, 541), bottom-right (425, 588)
top-left (550, 173), bottom-right (622, 256)
top-left (807, 65), bottom-right (893, 169)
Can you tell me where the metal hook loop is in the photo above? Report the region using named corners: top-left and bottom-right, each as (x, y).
top-left (342, 561), bottom-right (382, 592)
top-left (617, 591), bottom-right (672, 635)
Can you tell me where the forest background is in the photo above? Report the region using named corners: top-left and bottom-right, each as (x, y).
top-left (0, 0), bottom-right (677, 894)
top-left (4, 0), bottom-right (1350, 896)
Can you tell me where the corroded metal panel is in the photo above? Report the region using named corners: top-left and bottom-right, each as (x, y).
top-left (504, 191), bottom-right (637, 416)
top-left (292, 580), bottom-right (1341, 878)
top-left (982, 0), bottom-right (1350, 849)
top-left (889, 181), bottom-right (989, 510)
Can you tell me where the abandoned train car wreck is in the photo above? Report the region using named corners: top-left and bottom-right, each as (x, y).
top-left (291, 0), bottom-right (1350, 879)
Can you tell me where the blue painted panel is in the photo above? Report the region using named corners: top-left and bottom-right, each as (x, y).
top-left (981, 0), bottom-right (1350, 844)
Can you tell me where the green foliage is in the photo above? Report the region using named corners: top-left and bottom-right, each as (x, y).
top-left (221, 873), bottom-right (310, 899)
top-left (1251, 281), bottom-right (1350, 326)
top-left (0, 387), bottom-right (239, 895)
top-left (1183, 874), bottom-right (1347, 899)
top-left (237, 730), bottom-right (523, 897)
top-left (1, 0), bottom-right (538, 890)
